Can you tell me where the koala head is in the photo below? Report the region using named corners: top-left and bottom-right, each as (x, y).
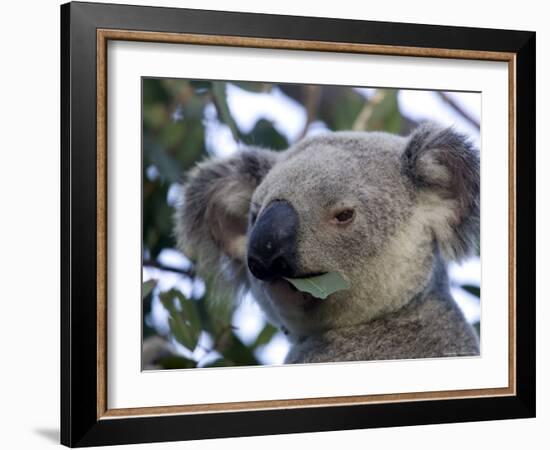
top-left (175, 123), bottom-right (479, 338)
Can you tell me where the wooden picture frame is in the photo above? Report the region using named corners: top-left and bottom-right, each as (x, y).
top-left (61, 1), bottom-right (535, 446)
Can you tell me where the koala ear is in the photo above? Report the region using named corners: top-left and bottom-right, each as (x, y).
top-left (401, 122), bottom-right (480, 261)
top-left (175, 147), bottom-right (278, 276)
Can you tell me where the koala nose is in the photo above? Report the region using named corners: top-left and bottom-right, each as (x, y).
top-left (247, 200), bottom-right (299, 281)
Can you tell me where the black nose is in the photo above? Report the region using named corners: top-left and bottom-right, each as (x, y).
top-left (247, 200), bottom-right (299, 280)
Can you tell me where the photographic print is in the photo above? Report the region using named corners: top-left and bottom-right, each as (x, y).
top-left (141, 79), bottom-right (482, 370)
top-left (62, 3), bottom-right (535, 445)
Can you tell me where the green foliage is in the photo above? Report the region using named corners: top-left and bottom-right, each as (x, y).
top-left (142, 280), bottom-right (157, 339)
top-left (160, 289), bottom-right (201, 351)
top-left (242, 119), bottom-right (289, 150)
top-left (142, 78), bottom-right (481, 368)
top-left (252, 323), bottom-right (278, 349)
top-left (142, 279), bottom-right (157, 299)
top-left (157, 355), bottom-right (197, 370)
top-left (218, 333), bottom-right (259, 366)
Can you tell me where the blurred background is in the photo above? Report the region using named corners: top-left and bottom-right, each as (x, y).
top-left (142, 79), bottom-right (481, 370)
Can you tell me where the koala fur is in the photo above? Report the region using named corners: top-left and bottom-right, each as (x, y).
top-left (175, 122), bottom-right (480, 363)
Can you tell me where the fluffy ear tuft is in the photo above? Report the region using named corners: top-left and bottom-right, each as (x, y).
top-left (402, 122), bottom-right (480, 261)
top-left (174, 147), bottom-right (278, 291)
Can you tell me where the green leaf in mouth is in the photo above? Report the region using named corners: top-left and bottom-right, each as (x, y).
top-left (283, 272), bottom-right (350, 300)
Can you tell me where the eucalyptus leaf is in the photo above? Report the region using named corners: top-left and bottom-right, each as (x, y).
top-left (252, 323), bottom-right (278, 349)
top-left (142, 279), bottom-right (157, 299)
top-left (173, 291), bottom-right (201, 339)
top-left (284, 272), bottom-right (350, 300)
top-left (220, 333), bottom-right (259, 366)
top-left (168, 316), bottom-right (196, 350)
top-left (158, 355), bottom-right (197, 370)
top-left (160, 289), bottom-right (202, 351)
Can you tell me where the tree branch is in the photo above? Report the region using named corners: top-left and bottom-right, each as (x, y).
top-left (352, 90), bottom-right (386, 131)
top-left (298, 85), bottom-right (322, 139)
top-left (143, 259), bottom-right (195, 277)
top-left (436, 92), bottom-right (480, 130)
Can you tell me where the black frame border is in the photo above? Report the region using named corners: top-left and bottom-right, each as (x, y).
top-left (61, 2), bottom-right (535, 447)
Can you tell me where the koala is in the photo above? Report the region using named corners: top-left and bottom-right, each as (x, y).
top-left (175, 122), bottom-right (480, 364)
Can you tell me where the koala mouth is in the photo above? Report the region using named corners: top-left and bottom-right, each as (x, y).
top-left (283, 271), bottom-right (326, 292)
top-left (288, 271), bottom-right (326, 280)
top-left (283, 284), bottom-right (322, 311)
top-left (279, 272), bottom-right (328, 308)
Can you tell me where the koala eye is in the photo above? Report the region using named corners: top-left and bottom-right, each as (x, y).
top-left (331, 208), bottom-right (355, 225)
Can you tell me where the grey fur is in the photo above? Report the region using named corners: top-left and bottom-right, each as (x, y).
top-left (174, 147), bottom-right (278, 297)
top-left (174, 123), bottom-right (480, 363)
top-left (402, 122), bottom-right (480, 260)
top-left (286, 248), bottom-right (479, 363)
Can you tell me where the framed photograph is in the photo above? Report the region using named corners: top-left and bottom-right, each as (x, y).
top-left (60, 1), bottom-right (535, 447)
